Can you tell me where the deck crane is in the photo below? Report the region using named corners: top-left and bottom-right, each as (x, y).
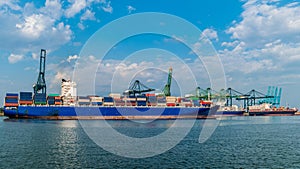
top-left (33, 49), bottom-right (47, 95)
top-left (163, 67), bottom-right (172, 96)
top-left (124, 80), bottom-right (155, 96)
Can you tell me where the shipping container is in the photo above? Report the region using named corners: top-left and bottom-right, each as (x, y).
top-left (19, 100), bottom-right (33, 105)
top-left (136, 95), bottom-right (147, 101)
top-left (91, 102), bottom-right (102, 106)
top-left (137, 101), bottom-right (147, 106)
top-left (166, 103), bottom-right (176, 107)
top-left (4, 103), bottom-right (18, 107)
top-left (34, 102), bottom-right (47, 105)
top-left (6, 93), bottom-right (18, 97)
top-left (192, 100), bottom-right (200, 107)
top-left (145, 93), bottom-right (155, 97)
top-left (20, 92), bottom-right (33, 101)
top-left (5, 97), bottom-right (18, 103)
top-left (109, 93), bottom-right (121, 99)
top-left (48, 94), bottom-right (60, 97)
top-left (103, 97), bottom-right (114, 106)
top-left (166, 96), bottom-right (177, 103)
top-left (78, 102), bottom-right (90, 105)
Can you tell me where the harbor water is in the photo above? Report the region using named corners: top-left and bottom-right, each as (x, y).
top-left (1, 116), bottom-right (300, 168)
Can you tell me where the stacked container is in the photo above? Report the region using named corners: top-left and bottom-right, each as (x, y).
top-left (77, 96), bottom-right (90, 105)
top-left (200, 100), bottom-right (212, 107)
top-left (136, 95), bottom-right (147, 106)
top-left (166, 96), bottom-right (177, 107)
top-left (125, 96), bottom-right (136, 106)
top-left (157, 97), bottom-right (166, 107)
top-left (192, 100), bottom-right (201, 107)
top-left (109, 93), bottom-right (121, 99)
top-left (90, 96), bottom-right (103, 106)
top-left (179, 98), bottom-right (192, 107)
top-left (108, 93), bottom-right (123, 106)
top-left (147, 95), bottom-right (157, 106)
top-left (114, 97), bottom-right (125, 106)
top-left (47, 94), bottom-right (61, 105)
top-left (34, 93), bottom-right (47, 105)
top-left (103, 97), bottom-right (114, 106)
top-left (5, 93), bottom-right (19, 107)
top-left (19, 92), bottom-right (33, 105)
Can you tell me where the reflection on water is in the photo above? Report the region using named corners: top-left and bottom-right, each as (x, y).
top-left (2, 116), bottom-right (300, 168)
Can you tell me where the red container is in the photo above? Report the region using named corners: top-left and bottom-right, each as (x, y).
top-left (177, 98), bottom-right (182, 103)
top-left (146, 93), bottom-right (155, 97)
top-left (200, 100), bottom-right (212, 105)
top-left (166, 103), bottom-right (176, 107)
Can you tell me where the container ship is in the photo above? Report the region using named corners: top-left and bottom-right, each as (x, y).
top-left (3, 80), bottom-right (219, 120)
top-left (248, 103), bottom-right (297, 116)
top-left (3, 49), bottom-right (219, 120)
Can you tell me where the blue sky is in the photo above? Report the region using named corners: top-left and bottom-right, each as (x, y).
top-left (1, 0), bottom-right (300, 108)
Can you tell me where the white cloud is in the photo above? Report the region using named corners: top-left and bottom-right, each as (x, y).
top-left (127, 5), bottom-right (136, 14)
top-left (42, 0), bottom-right (63, 20)
top-left (16, 14), bottom-right (55, 39)
top-left (65, 0), bottom-right (87, 18)
top-left (81, 9), bottom-right (95, 21)
top-left (77, 22), bottom-right (85, 30)
top-left (67, 55), bottom-right (79, 62)
top-left (221, 40), bottom-right (239, 48)
top-left (8, 53), bottom-right (24, 63)
top-left (220, 0), bottom-right (300, 87)
top-left (201, 28), bottom-right (218, 41)
top-left (0, 0), bottom-right (21, 11)
top-left (102, 1), bottom-right (112, 13)
top-left (0, 1), bottom-right (72, 56)
top-left (227, 1), bottom-right (300, 48)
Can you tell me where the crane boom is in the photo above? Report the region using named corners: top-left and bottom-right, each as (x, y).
top-left (33, 49), bottom-right (47, 94)
top-left (124, 80), bottom-right (155, 96)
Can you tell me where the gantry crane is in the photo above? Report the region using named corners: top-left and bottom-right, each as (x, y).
top-left (163, 67), bottom-right (172, 96)
top-left (124, 80), bottom-right (155, 96)
top-left (33, 49), bottom-right (47, 94)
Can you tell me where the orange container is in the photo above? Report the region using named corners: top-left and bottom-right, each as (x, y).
top-left (19, 100), bottom-right (33, 105)
top-left (5, 103), bottom-right (19, 107)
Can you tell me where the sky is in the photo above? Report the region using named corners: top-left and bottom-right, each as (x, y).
top-left (1, 0), bottom-right (300, 108)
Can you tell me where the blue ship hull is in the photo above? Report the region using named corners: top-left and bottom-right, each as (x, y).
top-left (215, 110), bottom-right (245, 116)
top-left (4, 105), bottom-right (219, 120)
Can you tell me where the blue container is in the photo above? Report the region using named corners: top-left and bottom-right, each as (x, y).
top-left (157, 97), bottom-right (166, 103)
top-left (5, 98), bottom-right (18, 103)
top-left (48, 101), bottom-right (55, 105)
top-left (147, 96), bottom-right (157, 102)
top-left (34, 93), bottom-right (47, 102)
top-left (78, 96), bottom-right (89, 100)
top-left (103, 97), bottom-right (114, 102)
top-left (91, 102), bottom-right (102, 106)
top-left (20, 92), bottom-right (32, 97)
top-left (78, 102), bottom-right (90, 105)
top-left (6, 93), bottom-right (18, 97)
top-left (137, 101), bottom-right (147, 106)
top-left (192, 100), bottom-right (200, 106)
